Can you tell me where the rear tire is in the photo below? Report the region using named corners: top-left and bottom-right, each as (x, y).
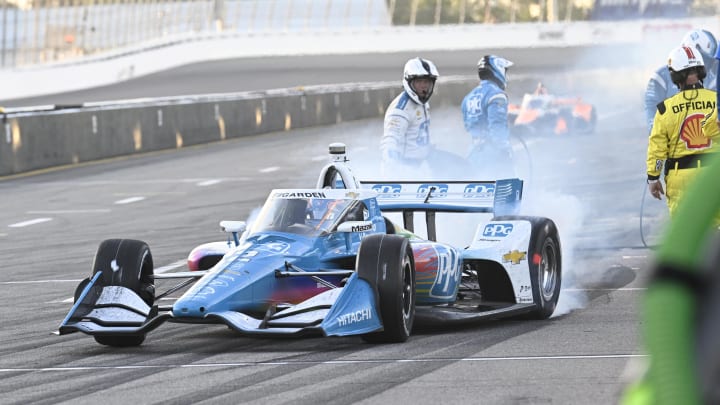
top-left (91, 239), bottom-right (155, 347)
top-left (493, 216), bottom-right (562, 319)
top-left (357, 234), bottom-right (416, 343)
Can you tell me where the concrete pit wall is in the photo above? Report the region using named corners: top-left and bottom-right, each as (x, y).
top-left (0, 76), bottom-right (547, 177)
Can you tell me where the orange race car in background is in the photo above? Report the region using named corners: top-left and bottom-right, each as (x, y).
top-left (508, 83), bottom-right (597, 136)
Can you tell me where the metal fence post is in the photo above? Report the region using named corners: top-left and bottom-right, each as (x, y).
top-left (2, 2), bottom-right (7, 68)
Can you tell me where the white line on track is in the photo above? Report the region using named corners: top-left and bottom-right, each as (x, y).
top-left (4, 260), bottom-right (184, 288)
top-left (1, 279), bottom-right (81, 285)
top-left (259, 167), bottom-right (279, 173)
top-left (8, 218), bottom-right (53, 227)
top-left (114, 196), bottom-right (145, 205)
top-left (156, 260), bottom-right (186, 273)
top-left (311, 155), bottom-right (327, 162)
top-left (55, 296), bottom-right (177, 304)
top-left (0, 233), bottom-right (7, 237)
top-left (0, 354), bottom-right (647, 373)
top-left (27, 209), bottom-right (111, 214)
top-left (29, 178), bottom-right (251, 186)
top-left (564, 288), bottom-right (646, 292)
top-left (196, 179), bottom-right (222, 186)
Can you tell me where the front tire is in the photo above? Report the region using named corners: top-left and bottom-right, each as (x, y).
top-left (91, 239), bottom-right (155, 347)
top-left (357, 234), bottom-right (416, 343)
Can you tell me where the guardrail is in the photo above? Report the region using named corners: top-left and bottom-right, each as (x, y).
top-left (3, 68), bottom-right (626, 178)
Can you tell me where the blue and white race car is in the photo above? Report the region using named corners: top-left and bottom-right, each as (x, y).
top-left (58, 144), bottom-right (561, 346)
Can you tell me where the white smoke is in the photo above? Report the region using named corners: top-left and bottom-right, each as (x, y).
top-left (315, 61), bottom-right (657, 318)
top-left (522, 189), bottom-right (588, 317)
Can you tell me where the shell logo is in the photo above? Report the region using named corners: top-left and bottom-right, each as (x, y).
top-left (680, 113), bottom-right (711, 149)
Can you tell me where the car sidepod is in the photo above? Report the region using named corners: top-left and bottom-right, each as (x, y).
top-left (412, 241), bottom-right (462, 305)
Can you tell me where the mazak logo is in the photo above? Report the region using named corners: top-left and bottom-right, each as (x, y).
top-left (372, 184), bottom-right (402, 198)
top-left (351, 224), bottom-right (373, 232)
top-left (416, 184), bottom-right (448, 198)
top-left (463, 183), bottom-right (495, 198)
top-left (482, 223), bottom-right (513, 237)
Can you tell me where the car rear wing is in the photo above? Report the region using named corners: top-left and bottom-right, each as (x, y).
top-left (360, 179), bottom-right (523, 241)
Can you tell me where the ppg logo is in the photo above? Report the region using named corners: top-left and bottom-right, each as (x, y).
top-left (482, 223), bottom-right (513, 237)
top-left (372, 184), bottom-right (402, 198)
top-left (465, 96), bottom-right (483, 114)
top-left (463, 184), bottom-right (495, 198)
top-left (416, 184), bottom-right (448, 198)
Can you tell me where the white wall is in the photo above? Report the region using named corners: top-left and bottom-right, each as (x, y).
top-left (1, 16), bottom-right (718, 101)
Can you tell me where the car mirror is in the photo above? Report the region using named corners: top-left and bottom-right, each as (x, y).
top-left (220, 221), bottom-right (247, 233)
top-left (337, 221), bottom-right (374, 233)
top-left (220, 221), bottom-right (247, 246)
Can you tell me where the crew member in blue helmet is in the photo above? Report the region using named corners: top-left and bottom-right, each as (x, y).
top-left (462, 54), bottom-right (515, 178)
top-left (644, 29), bottom-right (718, 133)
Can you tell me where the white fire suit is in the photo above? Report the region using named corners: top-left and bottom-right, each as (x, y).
top-left (380, 91), bottom-right (431, 167)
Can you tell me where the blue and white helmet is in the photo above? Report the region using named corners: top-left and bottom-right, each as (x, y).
top-left (402, 57), bottom-right (439, 104)
top-left (682, 29), bottom-right (718, 61)
top-left (478, 55), bottom-right (514, 90)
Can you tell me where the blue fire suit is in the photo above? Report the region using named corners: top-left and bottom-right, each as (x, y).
top-left (462, 80), bottom-right (514, 178)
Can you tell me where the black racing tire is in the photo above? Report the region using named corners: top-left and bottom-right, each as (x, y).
top-left (493, 216), bottom-right (562, 319)
top-left (357, 234), bottom-right (415, 343)
top-left (572, 108), bottom-right (597, 135)
top-left (587, 108), bottom-right (597, 134)
top-left (91, 239), bottom-right (155, 347)
top-left (73, 277), bottom-right (91, 303)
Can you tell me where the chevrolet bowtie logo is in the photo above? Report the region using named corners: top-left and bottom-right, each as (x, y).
top-left (502, 250), bottom-right (527, 265)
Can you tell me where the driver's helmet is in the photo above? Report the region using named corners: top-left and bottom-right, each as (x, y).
top-left (403, 57), bottom-right (439, 105)
top-left (478, 55), bottom-right (514, 90)
top-left (667, 45), bottom-right (706, 87)
top-left (534, 82), bottom-right (548, 95)
top-left (681, 29), bottom-right (718, 67)
top-left (343, 201), bottom-right (368, 222)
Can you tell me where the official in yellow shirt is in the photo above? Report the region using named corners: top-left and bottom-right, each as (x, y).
top-left (647, 46), bottom-right (718, 217)
top-left (702, 105), bottom-right (719, 138)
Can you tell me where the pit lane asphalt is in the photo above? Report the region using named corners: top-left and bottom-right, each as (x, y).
top-left (0, 63), bottom-right (660, 404)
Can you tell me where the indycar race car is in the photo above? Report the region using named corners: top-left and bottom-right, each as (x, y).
top-left (58, 144), bottom-right (562, 346)
top-left (508, 83), bottom-right (596, 136)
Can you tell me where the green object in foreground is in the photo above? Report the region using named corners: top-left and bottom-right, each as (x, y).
top-left (638, 153), bottom-right (720, 405)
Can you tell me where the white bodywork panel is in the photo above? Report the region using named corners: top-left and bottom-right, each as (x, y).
top-left (466, 219), bottom-right (534, 304)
